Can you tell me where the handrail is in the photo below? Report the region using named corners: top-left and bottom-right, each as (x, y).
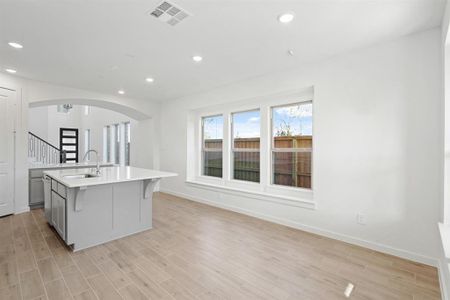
top-left (28, 131), bottom-right (59, 151)
top-left (28, 132), bottom-right (61, 165)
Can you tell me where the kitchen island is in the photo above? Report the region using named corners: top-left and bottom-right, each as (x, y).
top-left (29, 162), bottom-right (114, 208)
top-left (43, 166), bottom-right (176, 251)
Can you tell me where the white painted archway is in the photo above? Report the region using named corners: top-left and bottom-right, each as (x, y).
top-left (29, 98), bottom-right (151, 120)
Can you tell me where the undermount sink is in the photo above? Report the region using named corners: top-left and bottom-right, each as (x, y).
top-left (62, 173), bottom-right (99, 179)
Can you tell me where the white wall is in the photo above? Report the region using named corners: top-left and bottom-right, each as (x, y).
top-left (159, 29), bottom-right (442, 265)
top-left (28, 106), bottom-right (48, 141)
top-left (440, 1), bottom-right (450, 298)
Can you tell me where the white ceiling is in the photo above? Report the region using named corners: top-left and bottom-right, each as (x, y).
top-left (0, 0), bottom-right (445, 102)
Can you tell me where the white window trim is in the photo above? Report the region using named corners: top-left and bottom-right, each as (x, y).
top-left (187, 87), bottom-right (315, 208)
top-left (186, 179), bottom-right (315, 209)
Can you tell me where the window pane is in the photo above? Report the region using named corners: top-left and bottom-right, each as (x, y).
top-left (84, 129), bottom-right (90, 160)
top-left (61, 130), bottom-right (76, 136)
top-left (62, 138), bottom-right (76, 144)
top-left (273, 151), bottom-right (312, 188)
top-left (202, 115), bottom-right (223, 177)
top-left (203, 115), bottom-right (223, 149)
top-left (114, 124), bottom-right (120, 164)
top-left (105, 126), bottom-right (111, 162)
top-left (232, 110), bottom-right (260, 149)
top-left (231, 110), bottom-right (260, 182)
top-left (203, 151), bottom-right (223, 178)
top-left (272, 102), bottom-right (312, 148)
top-left (233, 151), bottom-right (260, 182)
top-left (272, 102), bottom-right (312, 189)
top-left (103, 126), bottom-right (108, 163)
top-left (125, 122), bottom-right (130, 166)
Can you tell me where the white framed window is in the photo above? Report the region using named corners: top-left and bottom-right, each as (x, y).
top-left (271, 102), bottom-right (313, 189)
top-left (84, 129), bottom-right (91, 160)
top-left (103, 122), bottom-right (131, 166)
top-left (109, 125), bottom-right (115, 164)
top-left (187, 88), bottom-right (314, 208)
top-left (231, 110), bottom-right (260, 183)
top-left (103, 126), bottom-right (109, 163)
top-left (125, 122), bottom-right (131, 166)
top-left (114, 124), bottom-right (120, 164)
top-left (201, 115), bottom-right (223, 178)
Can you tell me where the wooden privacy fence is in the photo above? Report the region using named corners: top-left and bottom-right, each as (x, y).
top-left (204, 136), bottom-right (312, 188)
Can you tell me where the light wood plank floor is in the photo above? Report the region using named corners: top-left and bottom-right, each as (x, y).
top-left (0, 192), bottom-right (441, 300)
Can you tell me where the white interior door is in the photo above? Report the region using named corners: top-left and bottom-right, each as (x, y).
top-left (0, 88), bottom-right (15, 216)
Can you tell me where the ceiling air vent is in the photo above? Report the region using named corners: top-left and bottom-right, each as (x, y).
top-left (150, 1), bottom-right (191, 26)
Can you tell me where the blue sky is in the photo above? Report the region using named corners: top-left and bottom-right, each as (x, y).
top-left (233, 110), bottom-right (260, 138)
top-left (203, 115), bottom-right (223, 139)
top-left (272, 103), bottom-right (312, 136)
top-left (203, 103), bottom-right (312, 139)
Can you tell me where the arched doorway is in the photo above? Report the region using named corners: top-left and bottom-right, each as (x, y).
top-left (29, 98), bottom-right (151, 121)
top-left (27, 97), bottom-right (155, 167)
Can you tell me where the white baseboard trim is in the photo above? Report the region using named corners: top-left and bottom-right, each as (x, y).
top-left (438, 259), bottom-right (449, 300)
top-left (160, 189), bottom-right (438, 267)
top-left (15, 206), bottom-right (30, 214)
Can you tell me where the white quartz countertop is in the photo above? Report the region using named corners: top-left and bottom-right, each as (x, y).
top-left (43, 166), bottom-right (177, 188)
top-left (29, 162), bottom-right (114, 170)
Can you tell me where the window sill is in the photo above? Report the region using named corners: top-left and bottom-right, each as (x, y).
top-left (186, 179), bottom-right (316, 209)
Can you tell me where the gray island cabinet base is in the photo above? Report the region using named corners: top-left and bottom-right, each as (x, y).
top-left (44, 167), bottom-right (176, 251)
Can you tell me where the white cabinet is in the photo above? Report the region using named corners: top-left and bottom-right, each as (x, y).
top-left (51, 189), bottom-right (66, 241)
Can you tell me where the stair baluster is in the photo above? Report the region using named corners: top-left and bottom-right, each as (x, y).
top-left (28, 132), bottom-right (61, 165)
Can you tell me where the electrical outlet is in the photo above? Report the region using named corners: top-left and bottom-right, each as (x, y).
top-left (356, 213), bottom-right (366, 225)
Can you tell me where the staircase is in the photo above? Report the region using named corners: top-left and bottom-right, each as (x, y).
top-left (28, 132), bottom-right (60, 165)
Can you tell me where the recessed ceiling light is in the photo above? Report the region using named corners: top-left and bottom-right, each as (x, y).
top-left (145, 77), bottom-right (154, 83)
top-left (118, 90), bottom-right (125, 95)
top-left (287, 49), bottom-right (294, 56)
top-left (5, 69), bottom-right (17, 74)
top-left (278, 13), bottom-right (294, 23)
top-left (8, 42), bottom-right (23, 49)
top-left (192, 55), bottom-right (203, 62)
